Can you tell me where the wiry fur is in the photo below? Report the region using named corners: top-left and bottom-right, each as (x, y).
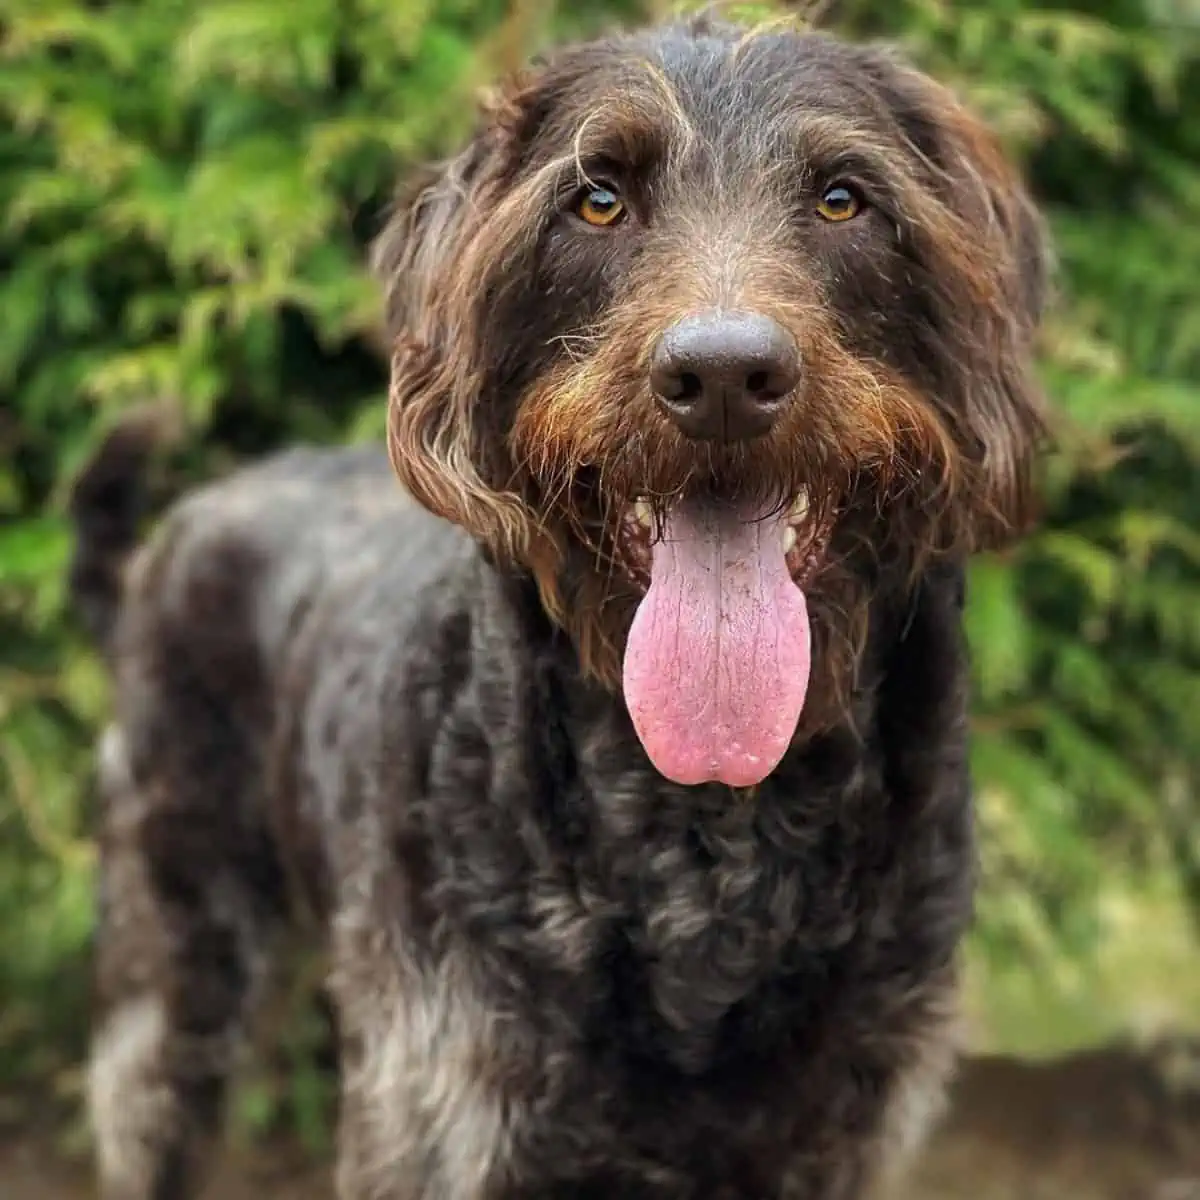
top-left (77, 16), bottom-right (1048, 1200)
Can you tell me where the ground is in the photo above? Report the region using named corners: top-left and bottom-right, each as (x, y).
top-left (3, 1044), bottom-right (1198, 1199)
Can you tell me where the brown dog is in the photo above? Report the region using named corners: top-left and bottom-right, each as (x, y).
top-left (74, 14), bottom-right (1048, 1199)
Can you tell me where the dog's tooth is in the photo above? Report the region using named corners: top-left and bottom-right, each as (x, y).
top-left (633, 500), bottom-right (653, 529)
top-left (782, 526), bottom-right (798, 554)
top-left (789, 490), bottom-right (810, 523)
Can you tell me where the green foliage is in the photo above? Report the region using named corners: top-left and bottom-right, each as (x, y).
top-left (0, 0), bottom-right (1197, 1133)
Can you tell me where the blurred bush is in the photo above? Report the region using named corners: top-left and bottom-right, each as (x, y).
top-left (0, 0), bottom-right (1197, 1127)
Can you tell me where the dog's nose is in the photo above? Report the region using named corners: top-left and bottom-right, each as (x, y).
top-left (649, 311), bottom-right (800, 442)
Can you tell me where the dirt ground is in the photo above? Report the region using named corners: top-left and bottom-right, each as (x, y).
top-left (3, 1044), bottom-right (1198, 1200)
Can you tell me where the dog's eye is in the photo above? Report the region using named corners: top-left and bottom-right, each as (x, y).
top-left (575, 184), bottom-right (626, 228)
top-left (816, 184), bottom-right (863, 223)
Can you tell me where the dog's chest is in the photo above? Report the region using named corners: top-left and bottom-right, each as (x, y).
top-left (405, 665), bottom-right (891, 1076)
top-left (554, 742), bottom-right (886, 1076)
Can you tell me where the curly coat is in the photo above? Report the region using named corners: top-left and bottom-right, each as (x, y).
top-left (74, 15), bottom-right (1048, 1200)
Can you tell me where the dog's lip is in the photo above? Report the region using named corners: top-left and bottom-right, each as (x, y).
top-left (618, 489), bottom-right (829, 587)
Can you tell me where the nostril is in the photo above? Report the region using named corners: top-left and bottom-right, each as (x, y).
top-left (650, 311), bottom-right (800, 441)
top-left (677, 372), bottom-right (703, 402)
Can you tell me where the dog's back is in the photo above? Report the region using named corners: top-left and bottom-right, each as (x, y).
top-left (70, 422), bottom-right (484, 856)
top-left (70, 424), bottom-right (465, 666)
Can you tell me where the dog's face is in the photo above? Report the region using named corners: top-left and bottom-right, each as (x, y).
top-left (377, 19), bottom-right (1049, 787)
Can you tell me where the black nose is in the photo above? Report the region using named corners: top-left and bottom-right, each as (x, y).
top-left (649, 311), bottom-right (800, 442)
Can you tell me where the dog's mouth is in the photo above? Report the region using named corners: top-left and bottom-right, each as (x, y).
top-left (617, 491), bottom-right (826, 588)
top-left (614, 490), bottom-right (830, 789)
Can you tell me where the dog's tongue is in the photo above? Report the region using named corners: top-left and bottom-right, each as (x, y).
top-left (623, 498), bottom-right (811, 788)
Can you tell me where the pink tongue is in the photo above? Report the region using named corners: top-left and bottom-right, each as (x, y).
top-left (623, 498), bottom-right (812, 788)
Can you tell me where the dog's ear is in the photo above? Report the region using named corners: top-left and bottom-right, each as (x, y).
top-left (917, 73), bottom-right (1052, 551)
top-left (374, 80), bottom-right (554, 566)
top-left (857, 49), bottom-right (1052, 551)
top-left (372, 66), bottom-right (557, 347)
top-left (371, 129), bottom-right (494, 343)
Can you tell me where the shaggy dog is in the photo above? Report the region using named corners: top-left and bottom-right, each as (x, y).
top-left (71, 14), bottom-right (1048, 1199)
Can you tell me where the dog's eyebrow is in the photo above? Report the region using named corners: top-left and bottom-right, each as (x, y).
top-left (788, 113), bottom-right (900, 177)
top-left (787, 111), bottom-right (949, 221)
top-left (566, 68), bottom-right (698, 172)
top-left (568, 106), bottom-right (670, 174)
top-left (638, 60), bottom-right (698, 147)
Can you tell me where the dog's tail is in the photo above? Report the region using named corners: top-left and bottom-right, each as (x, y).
top-left (67, 406), bottom-right (180, 654)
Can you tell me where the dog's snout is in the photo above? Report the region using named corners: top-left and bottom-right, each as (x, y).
top-left (649, 311), bottom-right (800, 442)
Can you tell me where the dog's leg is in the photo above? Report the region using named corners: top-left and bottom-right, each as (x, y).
top-left (328, 902), bottom-right (523, 1200)
top-left (88, 724), bottom-right (278, 1200)
top-left (780, 981), bottom-right (960, 1200)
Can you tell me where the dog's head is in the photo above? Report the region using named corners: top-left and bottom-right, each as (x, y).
top-left (376, 18), bottom-right (1049, 787)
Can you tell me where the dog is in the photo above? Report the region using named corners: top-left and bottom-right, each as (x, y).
top-left (71, 13), bottom-right (1049, 1199)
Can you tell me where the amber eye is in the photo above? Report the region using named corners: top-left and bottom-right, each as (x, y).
top-left (576, 184), bottom-right (626, 227)
top-left (816, 183), bottom-right (863, 223)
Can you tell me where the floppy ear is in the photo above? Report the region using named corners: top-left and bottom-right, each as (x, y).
top-left (921, 80), bottom-right (1051, 336)
top-left (371, 133), bottom-right (493, 343)
top-left (857, 49), bottom-right (1053, 551)
top-left (918, 75), bottom-right (1052, 550)
top-left (373, 95), bottom-right (543, 563)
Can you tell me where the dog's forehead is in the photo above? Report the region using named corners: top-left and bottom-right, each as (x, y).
top-left (652, 27), bottom-right (872, 110)
top-left (536, 26), bottom-right (907, 170)
top-left (668, 31), bottom-right (893, 148)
